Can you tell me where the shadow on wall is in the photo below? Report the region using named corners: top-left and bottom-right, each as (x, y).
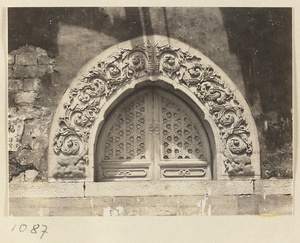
top-left (221, 8), bottom-right (292, 116)
top-left (221, 8), bottom-right (293, 179)
top-left (8, 7), bottom-right (292, 112)
top-left (8, 7), bottom-right (145, 55)
top-left (9, 8), bottom-right (166, 91)
top-left (9, 7), bottom-right (245, 98)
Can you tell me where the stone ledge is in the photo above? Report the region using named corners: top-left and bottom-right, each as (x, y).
top-left (9, 194), bottom-right (293, 216)
top-left (9, 182), bottom-right (84, 198)
top-left (254, 179), bottom-right (293, 195)
top-left (9, 179), bottom-right (293, 198)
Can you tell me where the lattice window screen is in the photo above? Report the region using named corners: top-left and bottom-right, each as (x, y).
top-left (160, 96), bottom-right (205, 160)
top-left (104, 95), bottom-right (147, 160)
top-left (98, 87), bottom-right (211, 181)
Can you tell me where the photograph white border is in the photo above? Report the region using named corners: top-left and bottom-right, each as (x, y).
top-left (1, 0), bottom-right (299, 242)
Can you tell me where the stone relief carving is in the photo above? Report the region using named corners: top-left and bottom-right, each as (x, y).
top-left (52, 40), bottom-right (255, 179)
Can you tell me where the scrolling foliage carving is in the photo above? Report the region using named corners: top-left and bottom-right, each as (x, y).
top-left (155, 44), bottom-right (254, 176)
top-left (52, 41), bottom-right (254, 178)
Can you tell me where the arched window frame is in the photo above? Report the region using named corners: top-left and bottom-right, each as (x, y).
top-left (95, 86), bottom-right (213, 181)
top-left (48, 35), bottom-right (260, 182)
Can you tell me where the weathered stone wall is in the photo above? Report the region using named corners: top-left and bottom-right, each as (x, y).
top-left (8, 7), bottom-right (293, 182)
top-left (8, 45), bottom-right (59, 182)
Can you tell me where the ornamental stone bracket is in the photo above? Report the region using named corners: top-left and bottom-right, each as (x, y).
top-left (48, 35), bottom-right (260, 181)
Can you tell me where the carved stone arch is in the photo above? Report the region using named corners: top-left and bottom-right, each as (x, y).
top-left (48, 35), bottom-right (260, 181)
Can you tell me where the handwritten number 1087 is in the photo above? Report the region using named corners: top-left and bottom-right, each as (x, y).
top-left (12, 224), bottom-right (48, 239)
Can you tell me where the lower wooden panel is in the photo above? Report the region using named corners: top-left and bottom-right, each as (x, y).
top-left (162, 167), bottom-right (206, 178)
top-left (101, 167), bottom-right (150, 181)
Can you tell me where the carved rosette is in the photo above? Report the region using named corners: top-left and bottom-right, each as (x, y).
top-left (52, 41), bottom-right (254, 179)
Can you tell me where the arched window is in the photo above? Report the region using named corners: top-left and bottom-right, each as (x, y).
top-left (48, 35), bottom-right (260, 181)
top-left (96, 87), bottom-right (212, 181)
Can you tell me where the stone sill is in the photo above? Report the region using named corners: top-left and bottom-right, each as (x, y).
top-left (9, 179), bottom-right (293, 198)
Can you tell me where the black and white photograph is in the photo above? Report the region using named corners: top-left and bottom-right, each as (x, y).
top-left (7, 6), bottom-right (293, 216)
top-left (2, 2), bottom-right (299, 242)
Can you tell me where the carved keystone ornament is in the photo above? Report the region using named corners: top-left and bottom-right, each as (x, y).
top-left (48, 35), bottom-right (260, 180)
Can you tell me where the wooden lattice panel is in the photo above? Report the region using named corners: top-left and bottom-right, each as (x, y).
top-left (104, 95), bottom-right (147, 161)
top-left (160, 96), bottom-right (205, 160)
top-left (98, 88), bottom-right (211, 181)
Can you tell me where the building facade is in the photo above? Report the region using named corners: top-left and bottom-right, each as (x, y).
top-left (8, 7), bottom-right (293, 216)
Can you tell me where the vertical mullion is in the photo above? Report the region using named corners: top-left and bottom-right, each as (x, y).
top-left (147, 88), bottom-right (153, 180)
top-left (171, 105), bottom-right (175, 160)
top-left (154, 88), bottom-right (161, 180)
top-left (133, 99), bottom-right (137, 160)
top-left (121, 112), bottom-right (126, 160)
